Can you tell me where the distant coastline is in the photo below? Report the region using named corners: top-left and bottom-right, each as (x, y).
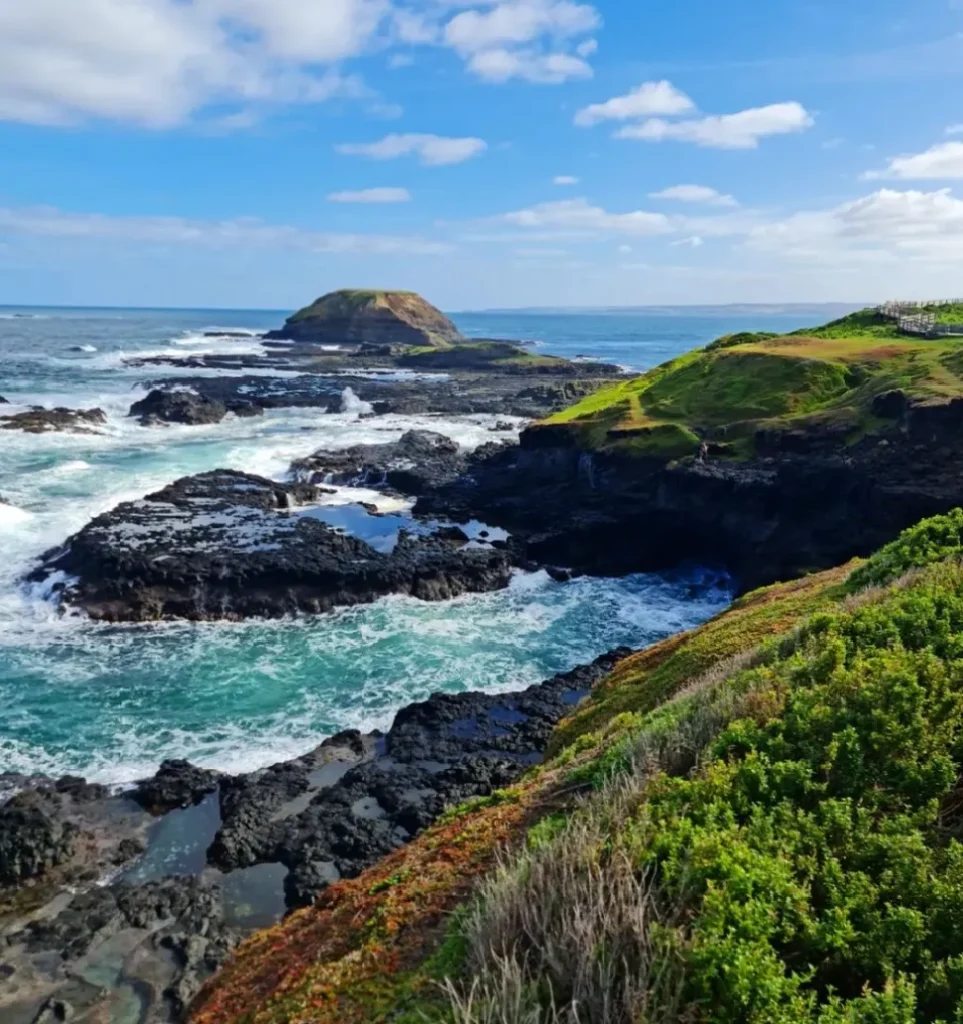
top-left (0, 300), bottom-right (865, 317)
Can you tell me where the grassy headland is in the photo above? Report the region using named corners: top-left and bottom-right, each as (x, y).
top-left (541, 304), bottom-right (963, 458)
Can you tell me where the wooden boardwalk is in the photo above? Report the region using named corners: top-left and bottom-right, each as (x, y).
top-left (877, 301), bottom-right (963, 338)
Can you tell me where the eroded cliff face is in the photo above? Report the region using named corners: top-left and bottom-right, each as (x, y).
top-left (268, 290), bottom-right (464, 347)
top-left (416, 396), bottom-right (963, 594)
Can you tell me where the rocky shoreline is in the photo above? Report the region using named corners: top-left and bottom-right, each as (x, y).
top-left (29, 451), bottom-right (525, 622)
top-left (0, 651), bottom-right (628, 1024)
top-left (411, 395), bottom-right (963, 595)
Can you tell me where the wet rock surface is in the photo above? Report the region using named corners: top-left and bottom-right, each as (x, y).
top-left (0, 407), bottom-right (106, 435)
top-left (0, 651), bottom-right (629, 1022)
top-left (136, 369), bottom-right (613, 420)
top-left (31, 469), bottom-right (516, 621)
top-left (415, 397), bottom-right (963, 595)
top-left (0, 796), bottom-right (77, 887)
top-left (290, 429), bottom-right (469, 496)
top-left (128, 389), bottom-right (262, 427)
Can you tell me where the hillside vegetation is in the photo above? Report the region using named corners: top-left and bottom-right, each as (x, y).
top-left (191, 509), bottom-right (963, 1024)
top-left (541, 304), bottom-right (963, 458)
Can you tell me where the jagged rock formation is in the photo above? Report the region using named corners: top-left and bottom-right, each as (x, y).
top-left (267, 289), bottom-right (463, 347)
top-left (290, 429), bottom-right (470, 496)
top-left (30, 469), bottom-right (515, 621)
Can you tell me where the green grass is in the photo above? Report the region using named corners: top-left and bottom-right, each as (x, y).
top-left (399, 340), bottom-right (575, 371)
top-left (541, 304), bottom-right (963, 458)
top-left (288, 289), bottom-right (428, 322)
top-left (931, 303), bottom-right (963, 325)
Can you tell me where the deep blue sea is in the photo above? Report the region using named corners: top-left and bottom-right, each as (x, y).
top-left (0, 304), bottom-right (828, 783)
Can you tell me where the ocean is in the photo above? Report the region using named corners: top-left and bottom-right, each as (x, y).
top-left (0, 305), bottom-right (825, 784)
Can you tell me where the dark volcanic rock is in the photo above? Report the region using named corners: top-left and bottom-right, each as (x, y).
top-left (129, 388), bottom-right (234, 426)
top-left (32, 469), bottom-right (515, 621)
top-left (0, 394), bottom-right (7, 404)
top-left (6, 876), bottom-right (242, 1022)
top-left (0, 792), bottom-right (77, 885)
top-left (0, 406), bottom-right (106, 434)
top-left (416, 397), bottom-right (963, 595)
top-left (133, 759), bottom-right (222, 813)
top-left (206, 650), bottom-right (629, 906)
top-left (291, 429), bottom-right (467, 496)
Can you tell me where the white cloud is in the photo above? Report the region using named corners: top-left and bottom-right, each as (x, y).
top-left (497, 197), bottom-right (672, 236)
top-left (336, 132), bottom-right (487, 165)
top-left (387, 53), bottom-right (415, 69)
top-left (947, 124), bottom-right (963, 136)
top-left (444, 1), bottom-right (599, 53)
top-left (618, 102), bottom-right (814, 149)
top-left (574, 80), bottom-right (695, 127)
top-left (327, 187), bottom-right (412, 203)
top-left (0, 204), bottom-right (449, 254)
top-left (649, 184), bottom-right (737, 207)
top-left (672, 235), bottom-right (704, 248)
top-left (617, 243), bottom-right (632, 253)
top-left (747, 188), bottom-right (963, 262)
top-left (0, 0), bottom-right (388, 127)
top-left (466, 48), bottom-right (591, 83)
top-left (553, 175), bottom-right (579, 185)
top-left (0, 0), bottom-right (603, 127)
top-left (863, 141), bottom-right (963, 180)
top-left (444, 0), bottom-right (599, 84)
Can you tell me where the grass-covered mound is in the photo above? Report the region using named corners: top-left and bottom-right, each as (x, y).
top-left (398, 339), bottom-right (571, 371)
top-left (191, 511), bottom-right (963, 1024)
top-left (542, 304), bottom-right (963, 457)
top-left (281, 290), bottom-right (464, 347)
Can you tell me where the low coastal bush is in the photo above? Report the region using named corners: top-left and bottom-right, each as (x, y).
top-left (447, 550), bottom-right (963, 1023)
top-left (848, 508), bottom-right (963, 590)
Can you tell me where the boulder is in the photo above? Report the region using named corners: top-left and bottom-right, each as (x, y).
top-left (133, 759), bottom-right (222, 814)
top-left (290, 429), bottom-right (467, 496)
top-left (266, 289), bottom-right (463, 347)
top-left (0, 791), bottom-right (77, 886)
top-left (129, 389), bottom-right (229, 426)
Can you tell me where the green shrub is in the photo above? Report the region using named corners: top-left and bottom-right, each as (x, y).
top-left (639, 562), bottom-right (963, 1022)
top-left (848, 509), bottom-right (963, 590)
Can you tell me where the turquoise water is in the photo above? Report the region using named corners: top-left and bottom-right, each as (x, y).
top-left (0, 305), bottom-right (822, 783)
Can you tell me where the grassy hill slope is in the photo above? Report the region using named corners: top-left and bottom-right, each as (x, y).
top-left (542, 304), bottom-right (963, 458)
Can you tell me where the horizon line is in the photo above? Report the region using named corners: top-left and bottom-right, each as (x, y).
top-left (0, 300), bottom-right (868, 315)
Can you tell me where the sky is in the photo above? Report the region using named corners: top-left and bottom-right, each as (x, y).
top-left (2, 0), bottom-right (963, 310)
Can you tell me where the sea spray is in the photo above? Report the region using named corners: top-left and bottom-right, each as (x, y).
top-left (340, 386), bottom-right (375, 416)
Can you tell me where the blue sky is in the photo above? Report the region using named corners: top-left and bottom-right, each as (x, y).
top-left (2, 0), bottom-right (963, 310)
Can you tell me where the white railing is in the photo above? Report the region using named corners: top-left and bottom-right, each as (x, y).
top-left (877, 301), bottom-right (963, 337)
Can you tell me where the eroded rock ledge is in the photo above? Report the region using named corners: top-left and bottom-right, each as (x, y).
top-left (30, 469), bottom-right (516, 622)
